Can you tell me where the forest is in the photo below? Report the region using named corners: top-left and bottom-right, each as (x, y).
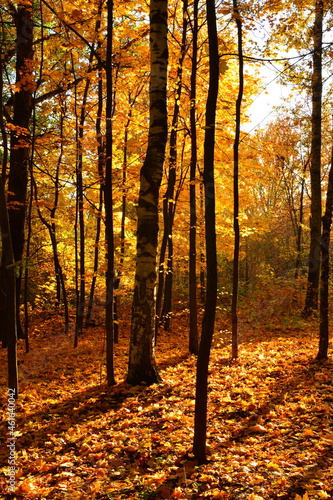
top-left (1, 0), bottom-right (333, 498)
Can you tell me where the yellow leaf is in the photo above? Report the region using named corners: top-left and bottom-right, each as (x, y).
top-left (266, 461), bottom-right (280, 471)
top-left (318, 491), bottom-right (329, 499)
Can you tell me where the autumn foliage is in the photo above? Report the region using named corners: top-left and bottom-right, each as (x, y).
top-left (1, 0), bottom-right (333, 498)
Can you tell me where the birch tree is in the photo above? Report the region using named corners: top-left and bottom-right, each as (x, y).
top-left (127, 0), bottom-right (168, 385)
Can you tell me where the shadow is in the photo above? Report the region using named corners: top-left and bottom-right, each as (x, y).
top-left (208, 356), bottom-right (333, 499)
top-left (0, 382), bottom-right (149, 467)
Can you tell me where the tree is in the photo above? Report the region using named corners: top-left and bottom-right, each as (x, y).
top-left (105, 0), bottom-right (116, 386)
top-left (7, 0), bottom-right (34, 339)
top-left (0, 173), bottom-right (18, 396)
top-left (193, 0), bottom-right (219, 465)
top-left (86, 5), bottom-right (104, 328)
top-left (127, 0), bottom-right (168, 386)
top-left (231, 0), bottom-right (244, 360)
top-left (188, 0), bottom-right (199, 355)
top-left (303, 0), bottom-right (323, 317)
top-left (317, 120), bottom-right (333, 361)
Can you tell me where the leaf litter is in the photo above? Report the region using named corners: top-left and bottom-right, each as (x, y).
top-left (0, 310), bottom-right (333, 499)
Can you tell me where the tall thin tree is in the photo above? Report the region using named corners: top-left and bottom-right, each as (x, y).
top-left (0, 174), bottom-right (18, 397)
top-left (86, 21), bottom-right (104, 327)
top-left (189, 0), bottom-right (199, 355)
top-left (105, 0), bottom-right (116, 386)
top-left (231, 0), bottom-right (244, 360)
top-left (303, 0), bottom-right (323, 316)
top-left (317, 119), bottom-right (333, 360)
top-left (127, 0), bottom-right (168, 386)
top-left (193, 0), bottom-right (219, 465)
top-left (7, 0), bottom-right (34, 340)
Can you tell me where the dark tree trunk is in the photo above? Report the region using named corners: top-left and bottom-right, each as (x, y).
top-left (317, 127), bottom-right (333, 360)
top-left (105, 0), bottom-right (116, 386)
top-left (199, 178), bottom-right (206, 304)
top-left (193, 0), bottom-right (219, 465)
top-left (0, 174), bottom-right (18, 397)
top-left (0, 52), bottom-right (8, 180)
top-left (127, 0), bottom-right (168, 386)
top-left (231, 0), bottom-right (244, 360)
top-left (74, 73), bottom-right (92, 344)
top-left (303, 0), bottom-right (323, 317)
top-left (7, 1), bottom-right (34, 340)
top-left (86, 5), bottom-right (104, 328)
top-left (189, 0), bottom-right (199, 355)
top-left (162, 235), bottom-right (173, 330)
top-left (295, 161), bottom-right (307, 279)
top-left (23, 169), bottom-right (32, 353)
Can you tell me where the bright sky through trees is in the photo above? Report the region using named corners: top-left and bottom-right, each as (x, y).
top-left (243, 67), bottom-right (291, 132)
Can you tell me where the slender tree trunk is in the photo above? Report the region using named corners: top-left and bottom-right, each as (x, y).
top-left (162, 142), bottom-right (188, 331)
top-left (162, 235), bottom-right (173, 330)
top-left (295, 160), bottom-right (308, 279)
top-left (0, 54), bottom-right (8, 180)
top-left (317, 124), bottom-right (333, 360)
top-left (105, 0), bottom-right (116, 385)
top-left (53, 106), bottom-right (69, 331)
top-left (86, 7), bottom-right (104, 328)
top-left (7, 1), bottom-right (34, 340)
top-left (189, 0), bottom-right (199, 355)
top-left (74, 75), bottom-right (91, 343)
top-left (23, 172), bottom-right (32, 353)
top-left (0, 174), bottom-right (18, 397)
top-left (199, 177), bottom-right (206, 304)
top-left (155, 0), bottom-right (187, 338)
top-left (193, 0), bottom-right (219, 465)
top-left (113, 115), bottom-right (130, 342)
top-left (231, 0), bottom-right (244, 360)
top-left (127, 0), bottom-right (168, 386)
top-left (303, 0), bottom-right (323, 316)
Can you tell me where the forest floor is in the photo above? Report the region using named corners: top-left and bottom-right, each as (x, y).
top-left (0, 308), bottom-right (333, 500)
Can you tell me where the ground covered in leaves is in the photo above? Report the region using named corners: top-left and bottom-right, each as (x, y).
top-left (1, 310), bottom-right (333, 499)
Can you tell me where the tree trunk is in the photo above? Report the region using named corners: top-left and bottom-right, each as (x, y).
top-left (193, 0), bottom-right (219, 465)
top-left (7, 1), bottom-right (34, 340)
top-left (74, 73), bottom-right (92, 344)
top-left (105, 0), bottom-right (116, 386)
top-left (317, 124), bottom-right (333, 360)
top-left (86, 4), bottom-right (105, 328)
top-left (303, 0), bottom-right (323, 316)
top-left (0, 51), bottom-right (8, 180)
top-left (231, 0), bottom-right (244, 360)
top-left (199, 178), bottom-right (206, 304)
top-left (127, 0), bottom-right (168, 386)
top-left (162, 235), bottom-right (173, 330)
top-left (295, 161), bottom-right (308, 279)
top-left (0, 174), bottom-right (18, 397)
top-left (189, 0), bottom-right (199, 355)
